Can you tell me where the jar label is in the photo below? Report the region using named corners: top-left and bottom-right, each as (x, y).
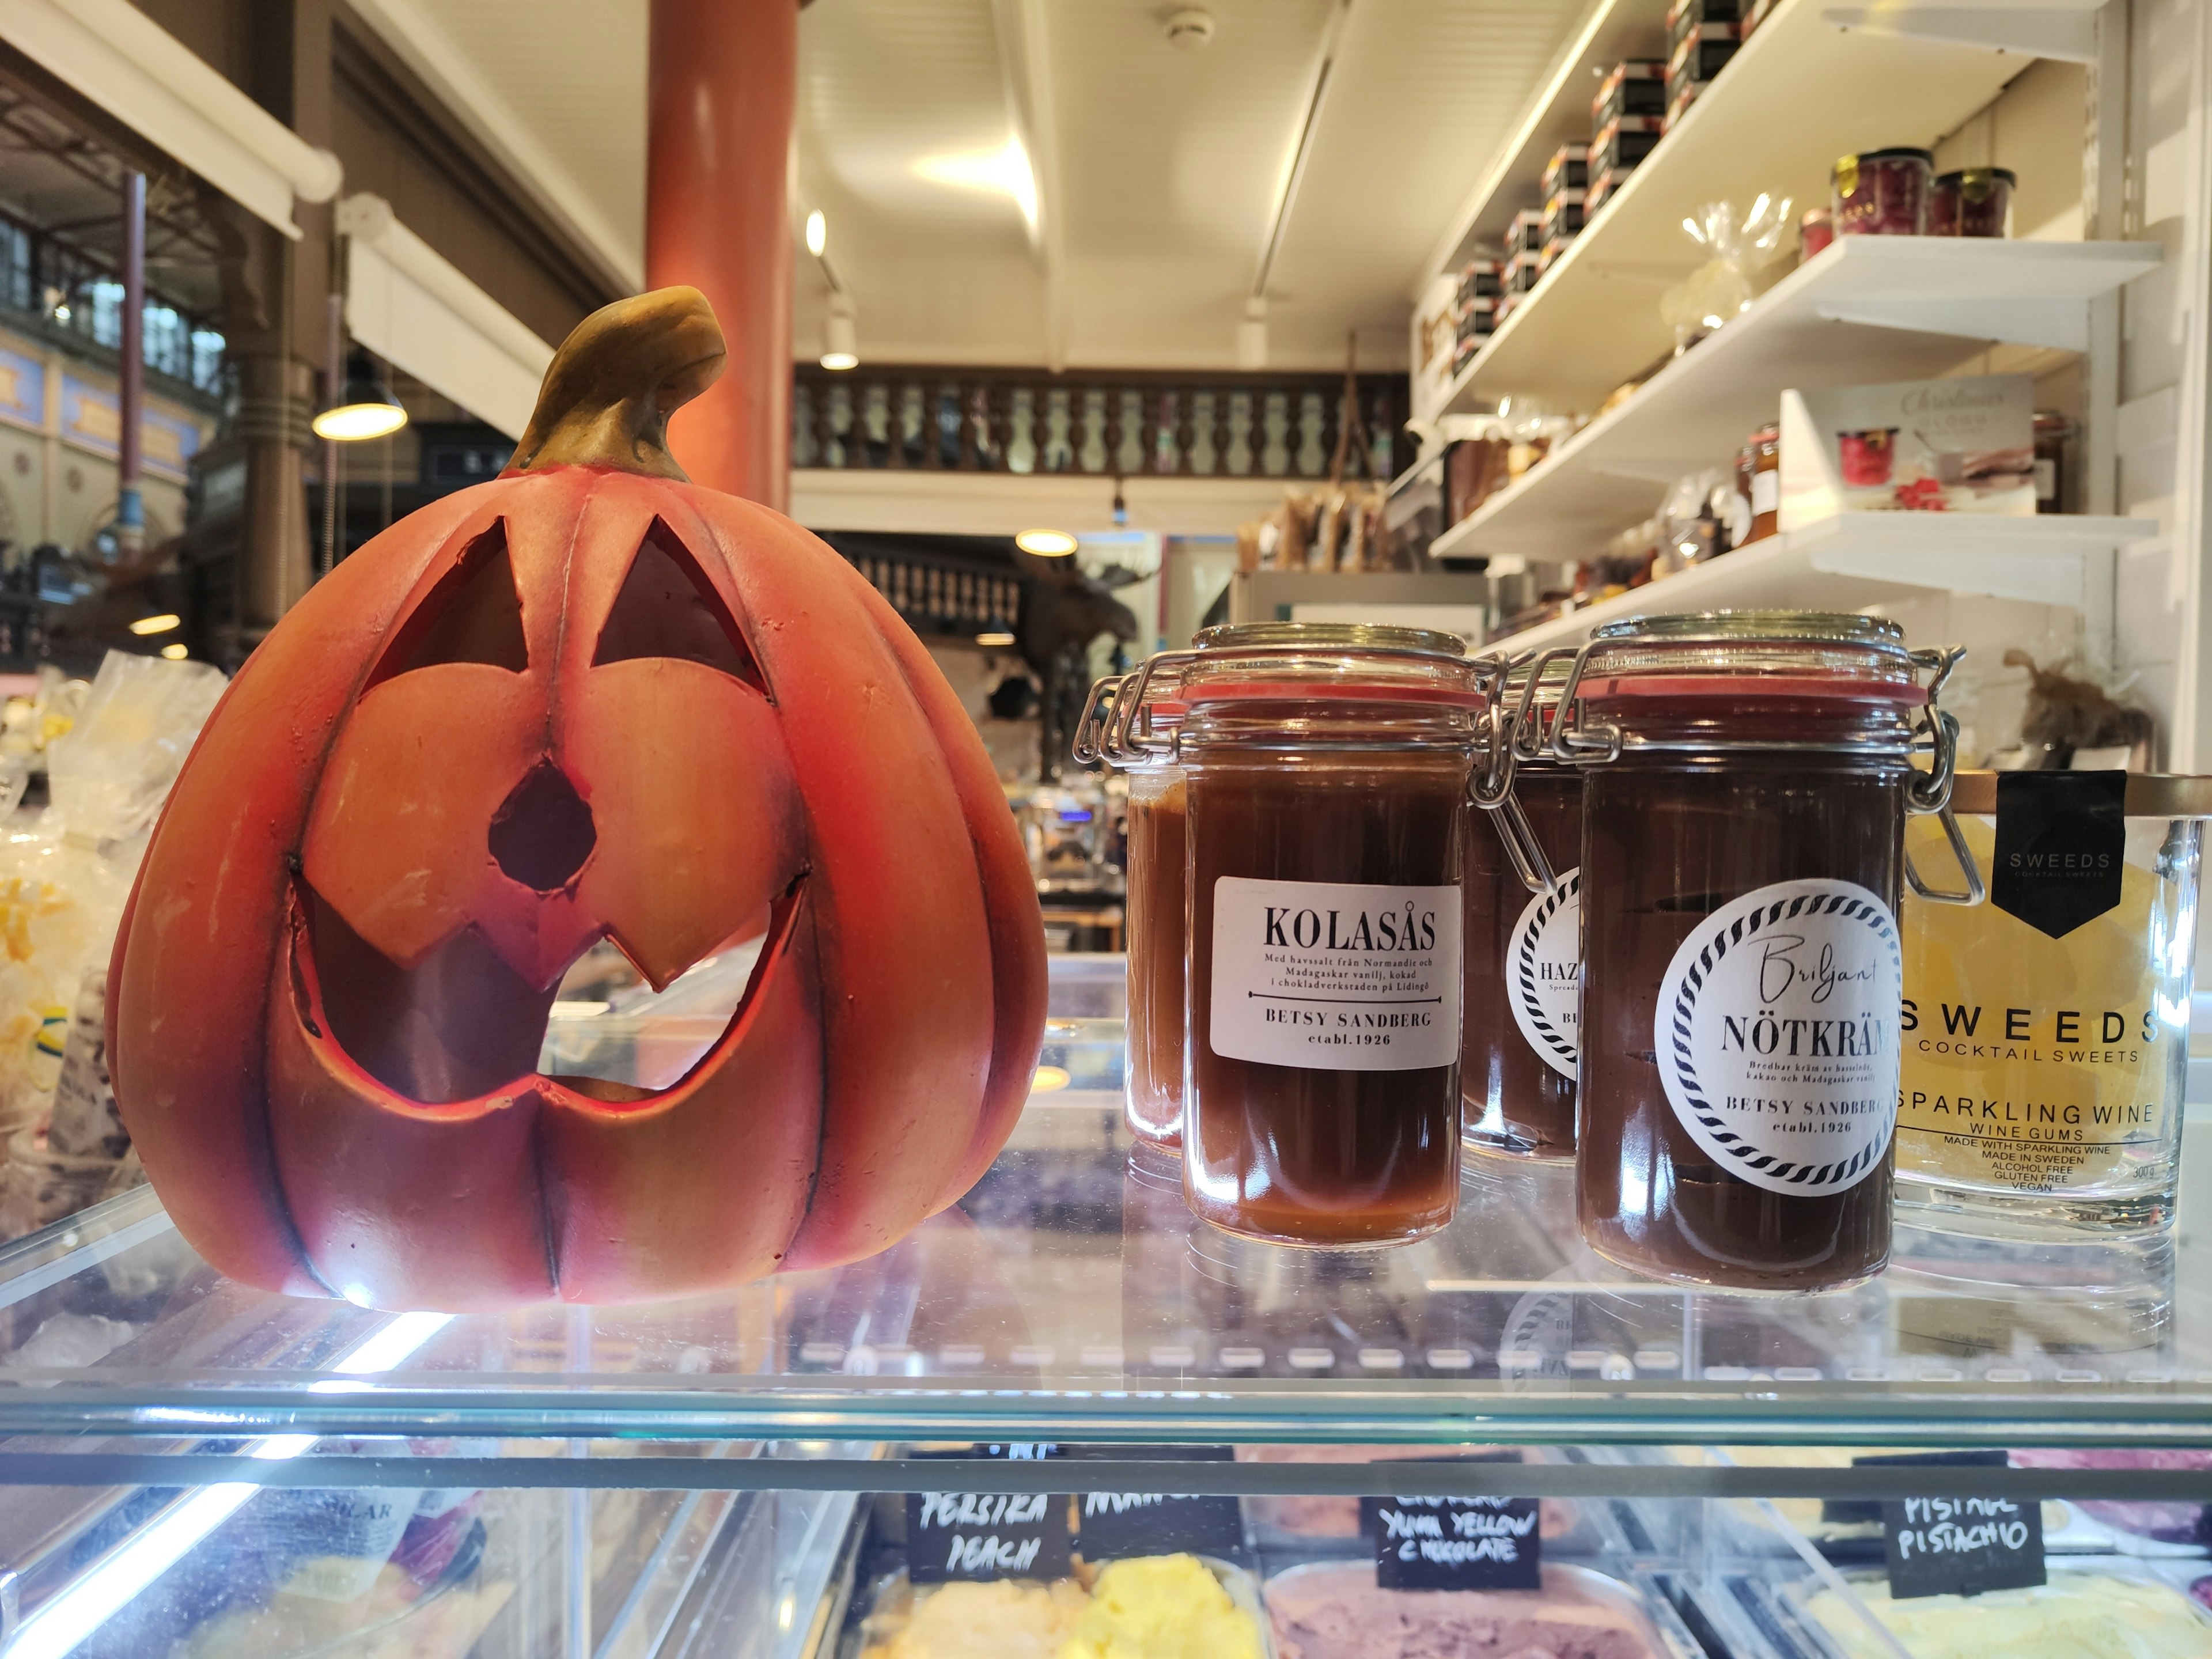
top-left (1210, 877), bottom-right (1460, 1071)
top-left (1654, 877), bottom-right (1902, 1196)
top-left (1751, 470), bottom-right (1779, 516)
top-left (1509, 868), bottom-right (1581, 1078)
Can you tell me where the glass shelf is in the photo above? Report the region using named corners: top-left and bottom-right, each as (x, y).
top-left (0, 957), bottom-right (2207, 1480)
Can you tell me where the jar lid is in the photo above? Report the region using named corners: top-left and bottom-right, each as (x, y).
top-left (1947, 771), bottom-right (2212, 817)
top-left (1177, 622), bottom-right (1491, 712)
top-left (1581, 610), bottom-right (1925, 703)
top-left (1192, 620), bottom-right (1468, 658)
top-left (1838, 146), bottom-right (1936, 168)
top-left (1936, 166), bottom-right (2017, 187)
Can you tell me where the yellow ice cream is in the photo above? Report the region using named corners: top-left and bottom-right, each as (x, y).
top-left (1808, 1573), bottom-right (2212, 1659)
top-left (1059, 1555), bottom-right (1263, 1659)
top-left (869, 1578), bottom-right (1088, 1659)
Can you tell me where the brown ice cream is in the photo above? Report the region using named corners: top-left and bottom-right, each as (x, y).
top-left (1266, 1564), bottom-right (1655, 1659)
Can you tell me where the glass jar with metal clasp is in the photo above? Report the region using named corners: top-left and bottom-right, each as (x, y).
top-left (1537, 611), bottom-right (1981, 1291)
top-left (1111, 623), bottom-right (1508, 1247)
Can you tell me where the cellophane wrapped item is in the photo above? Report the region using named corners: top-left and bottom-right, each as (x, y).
top-left (1659, 194), bottom-right (1792, 353)
top-left (0, 650), bottom-right (226, 1238)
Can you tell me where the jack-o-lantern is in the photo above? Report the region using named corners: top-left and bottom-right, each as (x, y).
top-left (108, 288), bottom-right (1047, 1310)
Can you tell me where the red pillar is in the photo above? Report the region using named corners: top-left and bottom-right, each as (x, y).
top-left (647, 0), bottom-right (796, 512)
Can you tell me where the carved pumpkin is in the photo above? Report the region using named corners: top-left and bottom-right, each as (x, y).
top-left (108, 289), bottom-right (1047, 1310)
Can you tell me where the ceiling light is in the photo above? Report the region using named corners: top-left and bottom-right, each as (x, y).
top-left (821, 301), bottom-right (858, 372)
top-left (1016, 528), bottom-right (1078, 556)
top-left (128, 612), bottom-right (180, 635)
top-left (976, 630), bottom-right (1017, 647)
top-left (159, 642), bottom-right (187, 660)
top-left (805, 209), bottom-right (827, 257)
top-left (1236, 298), bottom-right (1268, 370)
top-left (913, 135), bottom-right (1039, 234)
top-left (312, 350), bottom-right (408, 442)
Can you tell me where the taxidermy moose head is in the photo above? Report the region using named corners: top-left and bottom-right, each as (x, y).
top-left (108, 288), bottom-right (1047, 1311)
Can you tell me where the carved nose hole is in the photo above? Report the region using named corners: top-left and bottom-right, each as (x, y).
top-left (488, 764), bottom-right (596, 891)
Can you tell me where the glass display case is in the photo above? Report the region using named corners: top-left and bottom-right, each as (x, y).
top-left (0, 955), bottom-right (2205, 1657)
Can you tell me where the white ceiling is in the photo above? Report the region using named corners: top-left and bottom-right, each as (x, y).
top-left (346, 0), bottom-right (1598, 372)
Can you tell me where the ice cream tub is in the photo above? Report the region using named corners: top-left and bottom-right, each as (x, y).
top-left (1786, 1558), bottom-right (2212, 1659)
top-left (851, 1554), bottom-right (1277, 1659)
top-left (1262, 1559), bottom-right (1685, 1659)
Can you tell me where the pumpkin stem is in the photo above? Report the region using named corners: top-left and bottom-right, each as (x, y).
top-left (506, 287), bottom-right (726, 481)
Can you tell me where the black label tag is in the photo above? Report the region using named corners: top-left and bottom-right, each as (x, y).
top-left (1364, 1495), bottom-right (1541, 1590)
top-left (1866, 1451), bottom-right (2046, 1600)
top-left (1060, 1445), bottom-right (1244, 1561)
top-left (906, 1490), bottom-right (1073, 1584)
top-left (1992, 771), bottom-right (2127, 940)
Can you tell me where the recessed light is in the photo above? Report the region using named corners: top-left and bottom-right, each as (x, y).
top-left (160, 643), bottom-right (188, 660)
top-left (976, 630), bottom-right (1017, 647)
top-left (1016, 528), bottom-right (1077, 556)
top-left (129, 613), bottom-right (180, 635)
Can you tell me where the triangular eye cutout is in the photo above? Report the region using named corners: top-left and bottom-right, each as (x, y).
top-left (366, 522), bottom-right (528, 690)
top-left (592, 520), bottom-right (766, 693)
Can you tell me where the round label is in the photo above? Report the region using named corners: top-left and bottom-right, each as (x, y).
top-left (1509, 868), bottom-right (1581, 1078)
top-left (1654, 877), bottom-right (1902, 1196)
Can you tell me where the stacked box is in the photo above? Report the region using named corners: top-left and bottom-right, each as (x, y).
top-left (1740, 0), bottom-right (1779, 37)
top-left (1542, 190), bottom-right (1585, 251)
top-left (1541, 145), bottom-right (1589, 201)
top-left (1592, 116), bottom-right (1662, 180)
top-left (1593, 59), bottom-right (1666, 130)
top-left (1665, 0), bottom-right (1742, 45)
top-left (1506, 209), bottom-right (1545, 262)
top-left (1665, 22), bottom-right (1738, 127)
top-left (1455, 260), bottom-right (1501, 305)
top-left (1503, 251), bottom-right (1543, 296)
top-left (1452, 296), bottom-right (1497, 371)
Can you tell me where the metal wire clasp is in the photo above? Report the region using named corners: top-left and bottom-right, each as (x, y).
top-left (1071, 673), bottom-right (1128, 766)
top-left (1105, 649), bottom-right (1198, 763)
top-left (1468, 650), bottom-right (1559, 895)
top-left (1903, 644), bottom-right (1985, 906)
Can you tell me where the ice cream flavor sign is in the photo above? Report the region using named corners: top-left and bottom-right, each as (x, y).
top-left (907, 1491), bottom-right (1073, 1584)
top-left (1362, 1495), bottom-right (1541, 1590)
top-left (1868, 1451), bottom-right (2047, 1600)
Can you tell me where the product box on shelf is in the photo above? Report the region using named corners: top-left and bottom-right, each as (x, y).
top-left (1593, 58), bottom-right (1666, 128)
top-left (1741, 0), bottom-right (1779, 37)
top-left (1541, 190), bottom-right (1586, 245)
top-left (1540, 144), bottom-right (1589, 201)
top-left (1457, 259), bottom-right (1502, 302)
top-left (1777, 371), bottom-right (2036, 523)
top-left (1539, 233), bottom-right (1576, 272)
top-left (1666, 23), bottom-right (1740, 88)
top-left (1503, 252), bottom-right (1543, 296)
top-left (1506, 209), bottom-right (1545, 261)
top-left (1592, 118), bottom-right (1664, 180)
top-left (1665, 0), bottom-right (1743, 36)
top-left (1664, 80), bottom-right (1702, 129)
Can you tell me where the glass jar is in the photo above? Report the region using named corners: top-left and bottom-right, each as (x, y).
top-left (1931, 166), bottom-right (2015, 237)
top-left (1464, 657), bottom-right (1584, 1160)
top-left (1834, 148), bottom-right (1934, 237)
top-left (1747, 422), bottom-right (1781, 543)
top-left (1552, 612), bottom-right (1977, 1291)
top-left (1896, 771), bottom-right (2211, 1238)
top-left (1126, 624), bottom-right (1499, 1247)
top-left (1078, 671), bottom-right (1191, 1149)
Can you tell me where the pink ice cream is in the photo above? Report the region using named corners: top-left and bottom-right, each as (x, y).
top-left (1264, 1565), bottom-right (1656, 1659)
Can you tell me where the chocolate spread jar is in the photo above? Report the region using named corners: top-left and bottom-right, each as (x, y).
top-left (1549, 613), bottom-right (1978, 1290)
top-left (1464, 656), bottom-right (1584, 1160)
top-left (1127, 624), bottom-right (1499, 1247)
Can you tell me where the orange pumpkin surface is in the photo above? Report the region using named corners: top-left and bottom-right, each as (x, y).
top-left (107, 289), bottom-right (1047, 1310)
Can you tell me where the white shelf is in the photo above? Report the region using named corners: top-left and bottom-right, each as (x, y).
top-left (1433, 0), bottom-right (2063, 419)
top-left (1487, 512), bottom-right (2159, 654)
top-left (1433, 235), bottom-right (2160, 562)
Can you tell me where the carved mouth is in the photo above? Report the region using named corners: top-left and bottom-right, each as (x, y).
top-left (288, 874), bottom-right (806, 1107)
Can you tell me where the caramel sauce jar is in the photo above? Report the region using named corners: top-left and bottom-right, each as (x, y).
top-left (1120, 624), bottom-right (1499, 1247)
top-left (1123, 764), bottom-right (1188, 1145)
top-left (1464, 656), bottom-right (1585, 1161)
top-left (1548, 613), bottom-right (1977, 1291)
